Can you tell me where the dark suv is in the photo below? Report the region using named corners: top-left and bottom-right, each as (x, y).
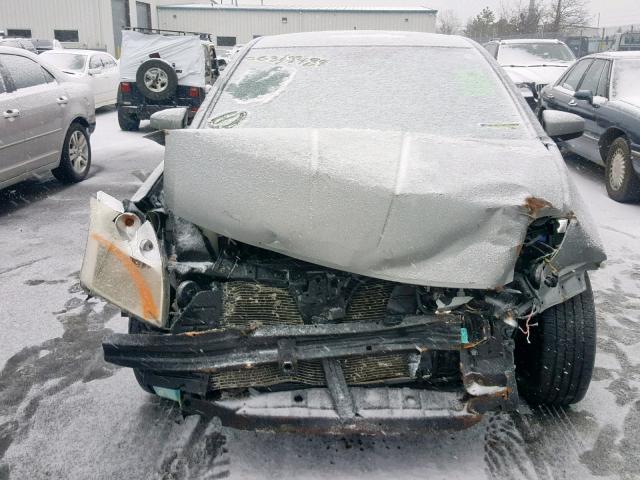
top-left (117, 28), bottom-right (220, 131)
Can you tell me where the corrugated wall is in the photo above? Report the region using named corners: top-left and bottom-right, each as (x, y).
top-left (0, 0), bottom-right (114, 51)
top-left (157, 7), bottom-right (437, 46)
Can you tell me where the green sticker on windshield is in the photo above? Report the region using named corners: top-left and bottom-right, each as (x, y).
top-left (455, 70), bottom-right (495, 97)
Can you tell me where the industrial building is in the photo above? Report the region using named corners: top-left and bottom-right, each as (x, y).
top-left (157, 4), bottom-right (438, 48)
top-left (0, 0), bottom-right (205, 55)
top-left (0, 1), bottom-right (437, 56)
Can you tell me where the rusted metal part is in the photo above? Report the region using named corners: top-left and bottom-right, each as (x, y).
top-left (182, 388), bottom-right (484, 435)
top-left (102, 315), bottom-right (474, 373)
top-left (523, 196), bottom-right (555, 217)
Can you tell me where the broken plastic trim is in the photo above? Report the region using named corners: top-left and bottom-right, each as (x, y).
top-left (80, 192), bottom-right (168, 327)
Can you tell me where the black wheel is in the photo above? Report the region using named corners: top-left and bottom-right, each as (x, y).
top-left (515, 274), bottom-right (596, 406)
top-left (52, 123), bottom-right (91, 183)
top-left (135, 58), bottom-right (178, 101)
top-left (128, 316), bottom-right (158, 394)
top-left (118, 107), bottom-right (140, 131)
top-left (605, 137), bottom-right (640, 203)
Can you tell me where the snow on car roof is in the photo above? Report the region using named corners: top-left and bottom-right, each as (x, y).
top-left (590, 51), bottom-right (640, 59)
top-left (498, 39), bottom-right (565, 44)
top-left (253, 31), bottom-right (473, 49)
top-left (41, 49), bottom-right (109, 56)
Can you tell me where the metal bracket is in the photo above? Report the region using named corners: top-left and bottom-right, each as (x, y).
top-left (277, 338), bottom-right (297, 375)
top-left (322, 359), bottom-right (356, 420)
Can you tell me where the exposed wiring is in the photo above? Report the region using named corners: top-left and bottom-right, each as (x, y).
top-left (518, 310), bottom-right (539, 344)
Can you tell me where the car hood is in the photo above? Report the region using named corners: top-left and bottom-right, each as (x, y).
top-left (502, 64), bottom-right (569, 85)
top-left (163, 128), bottom-right (605, 289)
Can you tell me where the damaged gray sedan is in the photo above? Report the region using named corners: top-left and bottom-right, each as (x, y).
top-left (80, 31), bottom-right (606, 433)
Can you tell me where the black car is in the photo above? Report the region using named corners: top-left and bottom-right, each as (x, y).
top-left (539, 51), bottom-right (640, 202)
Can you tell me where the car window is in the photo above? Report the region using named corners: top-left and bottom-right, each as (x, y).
top-left (89, 55), bottom-right (103, 69)
top-left (99, 54), bottom-right (116, 67)
top-left (611, 58), bottom-right (640, 100)
top-left (596, 61), bottom-right (611, 98)
top-left (0, 54), bottom-right (49, 89)
top-left (208, 46), bottom-right (533, 140)
top-left (560, 59), bottom-right (592, 91)
top-left (0, 73), bottom-right (5, 94)
top-left (579, 59), bottom-right (607, 94)
top-left (498, 42), bottom-right (575, 65)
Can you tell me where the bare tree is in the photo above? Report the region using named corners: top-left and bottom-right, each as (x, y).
top-left (438, 9), bottom-right (461, 35)
top-left (547, 0), bottom-right (592, 32)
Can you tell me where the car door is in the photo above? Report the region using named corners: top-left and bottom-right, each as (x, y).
top-left (566, 59), bottom-right (610, 164)
top-left (88, 54), bottom-right (107, 106)
top-left (543, 58), bottom-right (592, 113)
top-left (0, 52), bottom-right (67, 172)
top-left (0, 59), bottom-right (26, 185)
top-left (99, 53), bottom-right (119, 105)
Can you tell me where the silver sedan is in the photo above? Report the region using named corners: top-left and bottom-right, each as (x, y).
top-left (0, 46), bottom-right (96, 190)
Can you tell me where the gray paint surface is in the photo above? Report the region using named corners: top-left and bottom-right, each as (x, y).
top-left (164, 127), bottom-right (604, 289)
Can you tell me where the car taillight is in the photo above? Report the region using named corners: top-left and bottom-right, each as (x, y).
top-left (190, 106), bottom-right (199, 113)
top-left (188, 87), bottom-right (200, 98)
top-left (120, 82), bottom-right (131, 93)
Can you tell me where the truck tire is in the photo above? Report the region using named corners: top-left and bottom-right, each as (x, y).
top-left (136, 58), bottom-right (178, 101)
top-left (515, 274), bottom-right (596, 406)
top-left (605, 137), bottom-right (640, 203)
top-left (117, 108), bottom-right (140, 131)
top-left (52, 122), bottom-right (91, 183)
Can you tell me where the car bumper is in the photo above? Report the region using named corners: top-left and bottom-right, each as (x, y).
top-left (182, 387), bottom-right (486, 434)
top-left (119, 104), bottom-right (197, 121)
top-left (103, 314), bottom-right (520, 432)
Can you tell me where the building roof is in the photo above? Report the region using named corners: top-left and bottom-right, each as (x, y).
top-left (159, 3), bottom-right (437, 14)
top-left (252, 30), bottom-right (471, 48)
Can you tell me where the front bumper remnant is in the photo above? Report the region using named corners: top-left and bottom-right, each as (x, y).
top-left (182, 387), bottom-right (483, 434)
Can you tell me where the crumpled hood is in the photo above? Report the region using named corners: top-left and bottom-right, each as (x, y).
top-left (503, 64), bottom-right (569, 86)
top-left (164, 128), bottom-right (604, 289)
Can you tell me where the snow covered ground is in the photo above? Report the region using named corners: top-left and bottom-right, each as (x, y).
top-left (0, 108), bottom-right (639, 479)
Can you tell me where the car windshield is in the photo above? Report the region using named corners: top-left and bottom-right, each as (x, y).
top-left (611, 58), bottom-right (640, 100)
top-left (41, 52), bottom-right (87, 72)
top-left (206, 45), bottom-right (531, 140)
top-left (498, 43), bottom-right (575, 65)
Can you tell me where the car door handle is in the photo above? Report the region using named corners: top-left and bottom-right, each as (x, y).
top-left (568, 100), bottom-right (577, 106)
top-left (2, 109), bottom-right (20, 119)
top-left (57, 96), bottom-right (69, 105)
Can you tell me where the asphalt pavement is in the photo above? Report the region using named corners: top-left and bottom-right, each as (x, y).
top-left (0, 107), bottom-right (639, 480)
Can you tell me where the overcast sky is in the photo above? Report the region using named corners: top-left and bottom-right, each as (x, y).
top-left (232, 0), bottom-right (640, 27)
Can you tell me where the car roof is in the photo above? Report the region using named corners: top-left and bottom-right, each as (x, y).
top-left (252, 30), bottom-right (474, 49)
top-left (585, 50), bottom-right (640, 60)
top-left (495, 38), bottom-right (565, 45)
top-left (0, 45), bottom-right (40, 58)
top-left (41, 48), bottom-right (112, 56)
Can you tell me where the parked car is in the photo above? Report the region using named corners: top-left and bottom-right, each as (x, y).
top-left (610, 31), bottom-right (640, 52)
top-left (31, 38), bottom-right (64, 54)
top-left (539, 51), bottom-right (640, 202)
top-left (116, 29), bottom-right (220, 131)
top-left (41, 49), bottom-right (119, 108)
top-left (80, 31), bottom-right (605, 434)
top-left (484, 39), bottom-right (576, 109)
top-left (0, 46), bottom-right (95, 189)
top-left (0, 37), bottom-right (37, 54)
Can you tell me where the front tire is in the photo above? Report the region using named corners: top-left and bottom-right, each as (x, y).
top-left (605, 137), bottom-right (640, 203)
top-left (515, 275), bottom-right (596, 406)
top-left (52, 123), bottom-right (91, 183)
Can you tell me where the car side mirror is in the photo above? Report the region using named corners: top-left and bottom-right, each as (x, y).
top-left (150, 107), bottom-right (188, 131)
top-left (574, 89), bottom-right (593, 104)
top-left (542, 110), bottom-right (584, 141)
top-left (88, 67), bottom-right (102, 75)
